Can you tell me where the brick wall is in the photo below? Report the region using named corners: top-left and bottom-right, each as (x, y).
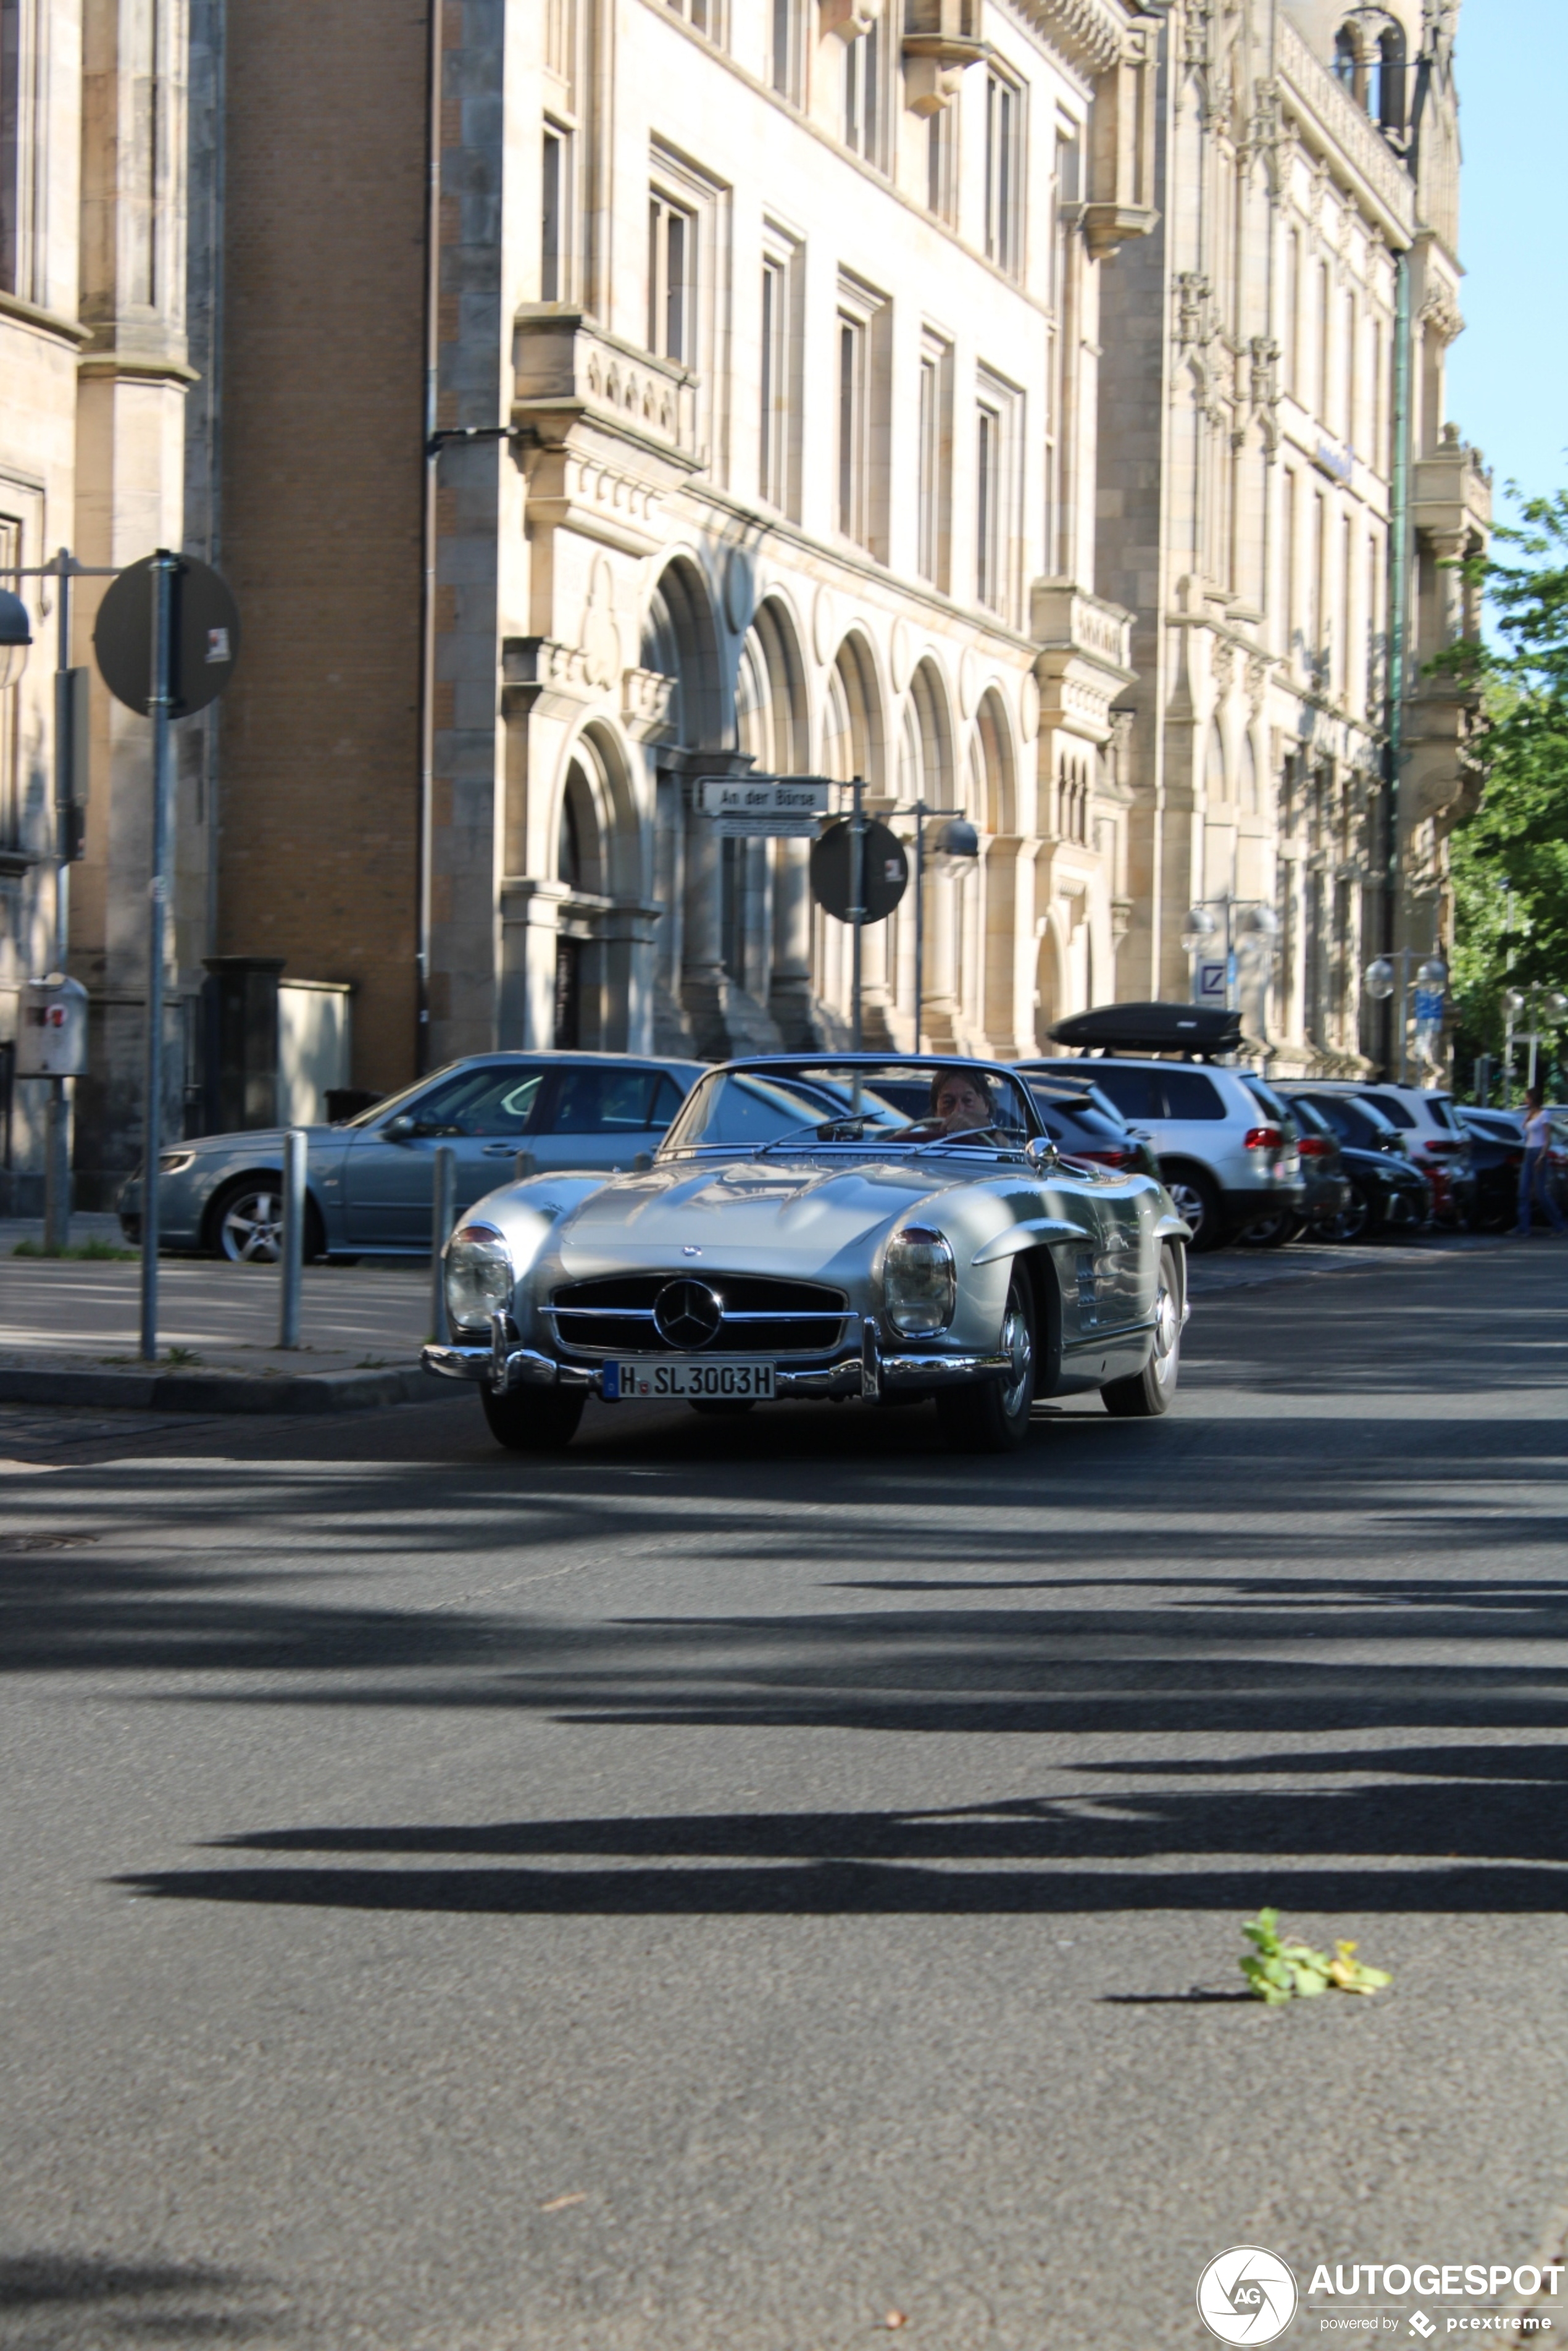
top-left (216, 0), bottom-right (427, 1096)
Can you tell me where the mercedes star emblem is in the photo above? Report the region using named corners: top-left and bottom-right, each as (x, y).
top-left (653, 1277), bottom-right (724, 1349)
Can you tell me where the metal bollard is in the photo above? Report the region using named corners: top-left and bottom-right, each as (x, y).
top-left (514, 1150), bottom-right (535, 1183)
top-left (279, 1127), bottom-right (307, 1348)
top-left (431, 1144), bottom-right (456, 1344)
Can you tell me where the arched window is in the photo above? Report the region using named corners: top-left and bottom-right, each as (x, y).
top-left (1333, 27), bottom-right (1359, 90)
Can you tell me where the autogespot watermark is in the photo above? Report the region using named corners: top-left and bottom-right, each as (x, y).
top-left (1198, 2252), bottom-right (1564, 2344)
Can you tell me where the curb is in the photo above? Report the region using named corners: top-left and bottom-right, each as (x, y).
top-left (0, 1363), bottom-right (441, 1415)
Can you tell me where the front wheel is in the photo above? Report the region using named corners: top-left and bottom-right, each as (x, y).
top-left (480, 1385), bottom-right (585, 1453)
top-left (1237, 1208), bottom-right (1299, 1250)
top-left (934, 1272), bottom-right (1035, 1454)
top-left (209, 1176), bottom-right (323, 1265)
top-left (1102, 1243), bottom-right (1183, 1418)
top-left (1317, 1180), bottom-right (1381, 1243)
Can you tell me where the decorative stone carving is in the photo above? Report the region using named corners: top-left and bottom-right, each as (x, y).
top-left (581, 557), bottom-right (622, 689)
top-left (622, 666), bottom-right (676, 743)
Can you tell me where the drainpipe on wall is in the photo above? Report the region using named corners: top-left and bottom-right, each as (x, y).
top-left (417, 0), bottom-right (444, 1076)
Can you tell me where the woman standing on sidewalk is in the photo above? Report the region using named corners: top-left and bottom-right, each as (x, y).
top-left (1514, 1088), bottom-right (1568, 1235)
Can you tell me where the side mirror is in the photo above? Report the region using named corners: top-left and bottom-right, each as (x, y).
top-left (633, 1151), bottom-right (653, 1173)
top-left (383, 1113), bottom-right (415, 1143)
top-left (1025, 1136), bottom-right (1059, 1171)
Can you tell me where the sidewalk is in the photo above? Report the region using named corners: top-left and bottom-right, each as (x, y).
top-left (0, 1251), bottom-right (438, 1412)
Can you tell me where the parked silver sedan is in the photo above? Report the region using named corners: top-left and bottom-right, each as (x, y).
top-left (423, 1054), bottom-right (1192, 1455)
top-left (117, 1052), bottom-right (703, 1260)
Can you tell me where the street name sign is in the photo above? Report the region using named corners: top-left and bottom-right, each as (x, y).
top-left (696, 775), bottom-right (831, 837)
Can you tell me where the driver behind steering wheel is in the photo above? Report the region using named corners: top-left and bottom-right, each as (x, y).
top-left (904, 1069), bottom-right (1002, 1140)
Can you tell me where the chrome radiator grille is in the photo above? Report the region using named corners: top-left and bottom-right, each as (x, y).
top-left (548, 1273), bottom-right (849, 1357)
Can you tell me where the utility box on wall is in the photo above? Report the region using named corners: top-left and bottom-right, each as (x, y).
top-left (17, 974), bottom-right (90, 1077)
top-left (278, 980), bottom-right (352, 1125)
top-left (201, 956), bottom-right (285, 1132)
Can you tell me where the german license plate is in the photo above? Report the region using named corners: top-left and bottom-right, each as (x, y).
top-left (603, 1359), bottom-right (775, 1401)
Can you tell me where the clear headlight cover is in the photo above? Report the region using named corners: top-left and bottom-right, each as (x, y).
top-left (444, 1224), bottom-right (515, 1333)
top-left (882, 1224), bottom-right (956, 1338)
top-left (158, 1151), bottom-right (195, 1174)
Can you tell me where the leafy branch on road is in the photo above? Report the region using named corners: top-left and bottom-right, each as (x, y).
top-left (1240, 1909), bottom-right (1392, 2005)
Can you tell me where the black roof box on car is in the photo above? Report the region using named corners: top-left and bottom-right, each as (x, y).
top-left (1047, 1001), bottom-right (1243, 1058)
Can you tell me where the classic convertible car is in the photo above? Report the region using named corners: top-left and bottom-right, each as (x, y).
top-left (422, 1055), bottom-right (1191, 1455)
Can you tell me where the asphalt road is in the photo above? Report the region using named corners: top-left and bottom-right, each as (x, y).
top-left (3, 1240), bottom-right (1568, 2350)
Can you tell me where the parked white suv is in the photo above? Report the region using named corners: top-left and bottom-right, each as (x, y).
top-left (1017, 1055), bottom-right (1304, 1251)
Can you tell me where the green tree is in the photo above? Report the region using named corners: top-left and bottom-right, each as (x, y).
top-left (1441, 488), bottom-right (1568, 1094)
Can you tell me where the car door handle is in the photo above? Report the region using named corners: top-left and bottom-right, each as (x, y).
top-left (482, 1142), bottom-right (520, 1156)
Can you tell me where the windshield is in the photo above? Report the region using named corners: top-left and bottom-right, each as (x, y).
top-left (661, 1062), bottom-right (1040, 1158)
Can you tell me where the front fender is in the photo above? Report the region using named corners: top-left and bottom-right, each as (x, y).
top-left (969, 1216), bottom-right (1084, 1266)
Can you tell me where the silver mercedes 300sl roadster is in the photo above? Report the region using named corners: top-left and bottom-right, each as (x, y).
top-left (422, 1054), bottom-right (1190, 1455)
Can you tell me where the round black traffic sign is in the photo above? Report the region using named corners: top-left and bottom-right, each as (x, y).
top-left (92, 553), bottom-right (241, 717)
top-left (809, 817), bottom-right (909, 925)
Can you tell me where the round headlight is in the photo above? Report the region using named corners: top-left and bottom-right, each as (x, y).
top-left (444, 1224), bottom-right (514, 1333)
top-left (882, 1224), bottom-right (956, 1338)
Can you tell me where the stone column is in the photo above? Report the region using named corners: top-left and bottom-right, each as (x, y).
top-left (499, 878), bottom-right (569, 1048)
top-left (769, 837), bottom-right (815, 1046)
top-left (74, 0), bottom-right (193, 1200)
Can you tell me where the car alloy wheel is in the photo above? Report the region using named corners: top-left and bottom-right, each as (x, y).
top-left (1103, 1242), bottom-right (1182, 1418)
top-left (216, 1183), bottom-right (284, 1264)
top-left (1317, 1181), bottom-right (1374, 1243)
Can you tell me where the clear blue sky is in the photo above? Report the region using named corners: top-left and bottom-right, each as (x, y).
top-left (1445, 0), bottom-right (1568, 519)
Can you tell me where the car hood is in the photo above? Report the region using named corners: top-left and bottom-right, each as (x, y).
top-left (553, 1151), bottom-right (984, 1280)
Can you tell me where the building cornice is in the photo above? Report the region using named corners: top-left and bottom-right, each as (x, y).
top-left (0, 290), bottom-right (91, 348)
top-left (1001, 0), bottom-right (1134, 75)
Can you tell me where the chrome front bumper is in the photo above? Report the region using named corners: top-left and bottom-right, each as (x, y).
top-left (422, 1316), bottom-right (1012, 1402)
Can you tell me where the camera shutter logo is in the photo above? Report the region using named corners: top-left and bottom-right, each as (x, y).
top-left (1196, 2247), bottom-right (1298, 2345)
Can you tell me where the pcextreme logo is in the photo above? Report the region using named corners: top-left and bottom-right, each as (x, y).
top-left (1198, 2247), bottom-right (1300, 2345)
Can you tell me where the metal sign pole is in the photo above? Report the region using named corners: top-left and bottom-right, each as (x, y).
top-left (913, 802), bottom-right (925, 1054)
top-left (44, 551), bottom-right (72, 1252)
top-left (1395, 949), bottom-right (1409, 1087)
top-left (279, 1127), bottom-right (307, 1348)
top-left (431, 1145), bottom-right (456, 1344)
top-left (138, 551), bottom-right (176, 1363)
top-left (849, 776), bottom-right (865, 1056)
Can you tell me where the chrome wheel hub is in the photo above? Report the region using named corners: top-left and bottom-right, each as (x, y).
top-left (999, 1299), bottom-right (1033, 1415)
top-left (222, 1191), bottom-right (283, 1264)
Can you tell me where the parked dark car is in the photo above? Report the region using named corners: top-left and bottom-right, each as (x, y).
top-left (1021, 1072), bottom-right (1162, 1180)
top-left (1281, 1090), bottom-right (1432, 1240)
top-left (1236, 1090), bottom-right (1351, 1245)
top-left (1455, 1107), bottom-right (1527, 1232)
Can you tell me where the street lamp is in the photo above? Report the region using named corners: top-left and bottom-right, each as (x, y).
top-left (0, 587), bottom-right (32, 688)
top-left (1363, 949), bottom-right (1451, 1083)
top-left (1182, 899), bottom-right (1276, 1030)
top-left (1180, 904), bottom-right (1218, 958)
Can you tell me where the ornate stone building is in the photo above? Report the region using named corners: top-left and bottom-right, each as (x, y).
top-left (0, 0), bottom-right (1486, 1210)
top-left (0, 0), bottom-right (198, 1208)
top-left (1095, 0), bottom-right (1485, 1076)
top-left (419, 0), bottom-right (1162, 1071)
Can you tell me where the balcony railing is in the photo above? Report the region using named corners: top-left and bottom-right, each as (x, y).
top-left (1276, 17), bottom-right (1415, 238)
